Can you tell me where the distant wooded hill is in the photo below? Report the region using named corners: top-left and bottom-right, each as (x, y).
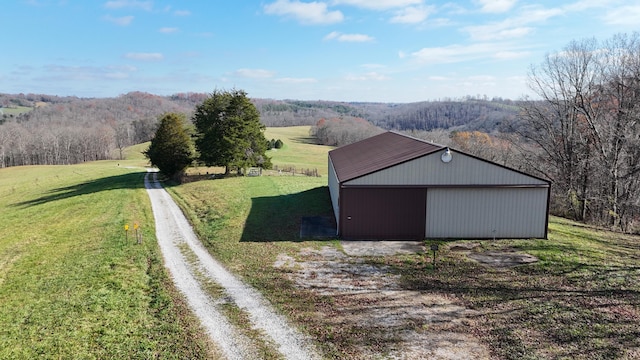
top-left (0, 91), bottom-right (522, 168)
top-left (1, 92), bottom-right (521, 133)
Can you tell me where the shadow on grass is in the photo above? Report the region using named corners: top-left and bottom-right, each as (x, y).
top-left (13, 172), bottom-right (147, 207)
top-left (291, 136), bottom-right (320, 145)
top-left (240, 186), bottom-right (335, 242)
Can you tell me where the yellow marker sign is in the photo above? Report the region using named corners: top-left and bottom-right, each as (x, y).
top-left (124, 224), bottom-right (129, 231)
top-left (134, 223), bottom-right (139, 230)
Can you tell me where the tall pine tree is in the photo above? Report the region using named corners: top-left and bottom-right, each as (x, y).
top-left (144, 112), bottom-right (194, 179)
top-left (193, 89), bottom-right (271, 175)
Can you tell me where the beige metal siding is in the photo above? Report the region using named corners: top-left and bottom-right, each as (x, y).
top-left (425, 187), bottom-right (548, 238)
top-left (328, 156), bottom-right (340, 231)
top-left (346, 149), bottom-right (547, 186)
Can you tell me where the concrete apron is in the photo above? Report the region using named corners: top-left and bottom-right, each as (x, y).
top-left (340, 240), bottom-right (425, 256)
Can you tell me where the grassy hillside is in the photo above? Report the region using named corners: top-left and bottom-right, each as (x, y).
top-left (0, 161), bottom-right (213, 358)
top-left (264, 126), bottom-right (333, 176)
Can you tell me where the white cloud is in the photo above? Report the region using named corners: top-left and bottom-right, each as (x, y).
top-left (465, 24), bottom-right (533, 41)
top-left (37, 64), bottom-right (137, 82)
top-left (331, 0), bottom-right (422, 10)
top-left (520, 6), bottom-right (565, 22)
top-left (103, 15), bottom-right (134, 26)
top-left (390, 5), bottom-right (433, 24)
top-left (468, 75), bottom-right (495, 81)
top-left (264, 0), bottom-right (344, 25)
top-left (234, 69), bottom-right (276, 78)
top-left (324, 31), bottom-right (374, 42)
top-left (603, 5), bottom-right (640, 26)
top-left (103, 0), bottom-right (153, 11)
top-left (275, 77), bottom-right (317, 83)
top-left (463, 5), bottom-right (563, 41)
top-left (159, 27), bottom-right (178, 33)
top-left (410, 43), bottom-right (511, 64)
top-left (428, 76), bottom-right (448, 81)
top-left (474, 0), bottom-right (517, 13)
top-left (494, 50), bottom-right (530, 60)
top-left (346, 72), bottom-right (390, 81)
top-left (174, 9), bottom-right (191, 16)
top-left (124, 52), bottom-right (164, 61)
top-left (361, 63), bottom-right (385, 69)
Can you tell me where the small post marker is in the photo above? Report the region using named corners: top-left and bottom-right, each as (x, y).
top-left (430, 243), bottom-right (439, 269)
top-left (134, 222), bottom-right (141, 244)
top-left (124, 224), bottom-right (129, 241)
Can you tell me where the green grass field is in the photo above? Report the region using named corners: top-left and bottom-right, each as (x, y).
top-left (264, 126), bottom-right (333, 176)
top-left (1, 125), bottom-right (639, 359)
top-left (0, 161), bottom-right (213, 358)
top-left (0, 106), bottom-right (32, 116)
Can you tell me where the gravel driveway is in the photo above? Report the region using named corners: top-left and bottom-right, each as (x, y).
top-left (144, 170), bottom-right (319, 360)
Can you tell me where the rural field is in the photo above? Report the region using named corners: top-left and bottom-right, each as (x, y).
top-left (1, 126), bottom-right (640, 359)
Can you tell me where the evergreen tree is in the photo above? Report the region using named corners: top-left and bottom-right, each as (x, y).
top-left (144, 112), bottom-right (194, 179)
top-left (193, 89), bottom-right (271, 174)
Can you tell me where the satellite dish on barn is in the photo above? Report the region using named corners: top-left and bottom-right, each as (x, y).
top-left (441, 148), bottom-right (452, 163)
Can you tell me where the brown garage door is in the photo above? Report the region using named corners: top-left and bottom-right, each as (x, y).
top-left (341, 187), bottom-right (426, 240)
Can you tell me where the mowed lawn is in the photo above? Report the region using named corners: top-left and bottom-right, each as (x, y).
top-left (0, 160), bottom-right (212, 358)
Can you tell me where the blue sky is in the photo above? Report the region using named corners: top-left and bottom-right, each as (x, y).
top-left (1, 0), bottom-right (638, 102)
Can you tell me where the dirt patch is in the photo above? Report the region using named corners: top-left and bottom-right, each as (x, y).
top-left (467, 251), bottom-right (538, 267)
top-left (341, 240), bottom-right (425, 256)
top-left (274, 246), bottom-right (491, 359)
top-left (445, 242), bottom-right (539, 268)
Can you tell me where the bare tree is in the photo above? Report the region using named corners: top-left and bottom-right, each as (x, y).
top-left (517, 32), bottom-right (640, 230)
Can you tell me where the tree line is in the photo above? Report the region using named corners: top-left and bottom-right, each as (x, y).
top-left (1, 91), bottom-right (517, 169)
top-left (0, 92), bottom-right (200, 167)
top-left (513, 32), bottom-right (640, 232)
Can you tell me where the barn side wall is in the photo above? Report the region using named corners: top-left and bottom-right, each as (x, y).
top-left (425, 187), bottom-right (549, 239)
top-left (328, 156), bottom-right (340, 234)
top-left (346, 149), bottom-right (547, 187)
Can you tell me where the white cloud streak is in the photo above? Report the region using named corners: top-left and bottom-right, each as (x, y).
top-left (264, 0), bottom-right (344, 25)
top-left (234, 69), bottom-right (276, 78)
top-left (124, 52), bottom-right (164, 61)
top-left (603, 5), bottom-right (640, 26)
top-left (474, 0), bottom-right (517, 13)
top-left (463, 5), bottom-right (563, 41)
top-left (346, 72), bottom-right (390, 81)
top-left (330, 0), bottom-right (422, 10)
top-left (390, 5), bottom-right (433, 24)
top-left (173, 9), bottom-right (191, 16)
top-left (410, 43), bottom-right (526, 64)
top-left (275, 77), bottom-right (317, 83)
top-left (103, 0), bottom-right (153, 11)
top-left (324, 31), bottom-right (374, 42)
top-left (103, 15), bottom-right (134, 26)
top-left (159, 27), bottom-right (178, 33)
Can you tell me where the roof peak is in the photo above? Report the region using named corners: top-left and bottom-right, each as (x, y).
top-left (329, 131), bottom-right (444, 183)
top-left (387, 130), bottom-right (448, 149)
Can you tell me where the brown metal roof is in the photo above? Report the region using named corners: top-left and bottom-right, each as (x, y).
top-left (329, 131), bottom-right (444, 183)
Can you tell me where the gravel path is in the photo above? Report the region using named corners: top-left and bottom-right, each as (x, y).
top-left (144, 170), bottom-right (319, 360)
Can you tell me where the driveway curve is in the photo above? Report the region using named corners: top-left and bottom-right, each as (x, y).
top-left (144, 170), bottom-right (319, 360)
